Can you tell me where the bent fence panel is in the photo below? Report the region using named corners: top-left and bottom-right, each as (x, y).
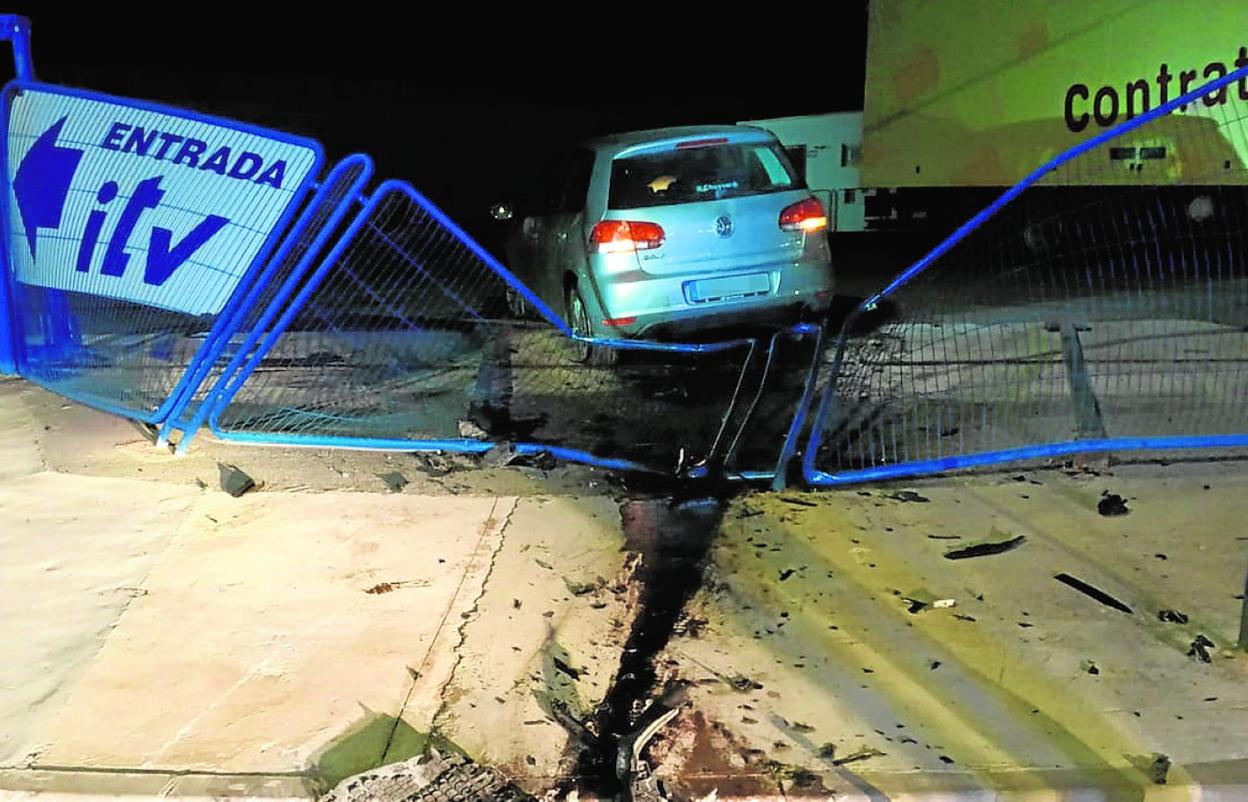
top-left (0, 80), bottom-right (323, 422)
top-left (158, 153), bottom-right (374, 443)
top-left (200, 181), bottom-right (758, 475)
top-left (805, 67), bottom-right (1248, 486)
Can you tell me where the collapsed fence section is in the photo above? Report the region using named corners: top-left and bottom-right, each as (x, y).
top-left (192, 181), bottom-right (762, 475)
top-left (805, 67), bottom-right (1248, 485)
top-left (157, 153), bottom-right (374, 442)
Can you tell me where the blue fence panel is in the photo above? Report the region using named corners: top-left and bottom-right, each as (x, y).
top-left (0, 81), bottom-right (322, 422)
top-left (197, 181), bottom-right (762, 474)
top-left (158, 153), bottom-right (374, 445)
top-left (805, 67), bottom-right (1248, 486)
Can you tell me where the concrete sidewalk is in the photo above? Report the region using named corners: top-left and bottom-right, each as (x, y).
top-left (652, 470), bottom-right (1248, 800)
top-left (0, 379), bottom-right (631, 799)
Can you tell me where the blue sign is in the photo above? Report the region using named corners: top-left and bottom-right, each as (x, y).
top-left (4, 84), bottom-right (321, 316)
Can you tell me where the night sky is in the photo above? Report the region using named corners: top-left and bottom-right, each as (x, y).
top-left (6, 7), bottom-right (869, 229)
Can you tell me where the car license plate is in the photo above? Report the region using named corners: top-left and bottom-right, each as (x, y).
top-left (686, 273), bottom-right (771, 303)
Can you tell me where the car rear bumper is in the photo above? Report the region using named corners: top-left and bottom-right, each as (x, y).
top-left (591, 258), bottom-right (834, 338)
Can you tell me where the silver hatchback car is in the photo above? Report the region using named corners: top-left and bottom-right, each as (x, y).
top-left (499, 125), bottom-right (834, 362)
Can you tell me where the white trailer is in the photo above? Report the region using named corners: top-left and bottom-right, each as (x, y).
top-left (738, 112), bottom-right (867, 233)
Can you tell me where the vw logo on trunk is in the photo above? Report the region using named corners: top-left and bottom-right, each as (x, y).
top-left (715, 215), bottom-right (734, 238)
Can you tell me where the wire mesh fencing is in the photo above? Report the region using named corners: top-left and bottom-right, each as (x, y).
top-left (806, 67), bottom-right (1248, 485)
top-left (159, 154), bottom-right (374, 439)
top-left (199, 181), bottom-right (759, 474)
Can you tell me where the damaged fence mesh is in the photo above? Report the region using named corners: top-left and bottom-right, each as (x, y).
top-left (166, 154), bottom-right (373, 430)
top-left (205, 184), bottom-right (752, 473)
top-left (810, 71), bottom-right (1248, 483)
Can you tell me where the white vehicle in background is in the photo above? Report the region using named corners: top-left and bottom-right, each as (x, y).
top-left (496, 125), bottom-right (835, 364)
top-left (737, 112), bottom-right (867, 234)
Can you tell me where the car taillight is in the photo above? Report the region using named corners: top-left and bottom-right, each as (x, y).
top-left (779, 197), bottom-right (828, 233)
top-left (590, 220), bottom-right (665, 254)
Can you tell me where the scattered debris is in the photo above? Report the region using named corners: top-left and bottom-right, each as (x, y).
top-left (779, 496), bottom-right (818, 508)
top-left (887, 490), bottom-right (930, 503)
top-left (620, 695), bottom-right (686, 802)
top-left (364, 580), bottom-right (429, 595)
top-left (1158, 609), bottom-right (1189, 624)
top-left (944, 535), bottom-right (1026, 560)
top-left (456, 418), bottom-right (490, 440)
top-left (1097, 491), bottom-right (1130, 516)
top-left (319, 749), bottom-right (534, 802)
top-left (1149, 753), bottom-right (1172, 785)
top-left (1054, 573), bottom-right (1133, 614)
top-left (552, 655), bottom-right (582, 680)
top-left (817, 743), bottom-right (837, 760)
top-left (778, 568), bottom-right (796, 581)
top-left (728, 674), bottom-right (763, 692)
top-left (218, 463), bottom-right (257, 497)
top-left (926, 534), bottom-right (961, 540)
top-left (672, 612), bottom-right (708, 638)
top-left (377, 471), bottom-right (408, 492)
top-left (1082, 659), bottom-right (1100, 675)
top-left (480, 443), bottom-right (557, 471)
top-left (830, 747), bottom-right (884, 767)
top-left (412, 451), bottom-right (477, 477)
top-left (563, 576), bottom-right (603, 596)
top-left (1187, 634), bottom-right (1215, 663)
top-left (480, 443), bottom-right (518, 469)
top-left (896, 589), bottom-right (952, 614)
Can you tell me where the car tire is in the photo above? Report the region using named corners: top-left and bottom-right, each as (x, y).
top-left (567, 287), bottom-right (618, 368)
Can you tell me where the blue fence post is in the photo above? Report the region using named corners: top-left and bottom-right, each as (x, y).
top-left (0, 15), bottom-right (32, 375)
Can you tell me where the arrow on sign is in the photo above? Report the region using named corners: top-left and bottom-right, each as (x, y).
top-left (13, 115), bottom-right (84, 257)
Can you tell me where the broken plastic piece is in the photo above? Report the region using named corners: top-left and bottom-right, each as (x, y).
top-left (944, 535), bottom-right (1026, 560)
top-left (1054, 573), bottom-right (1133, 614)
top-left (1097, 491), bottom-right (1130, 516)
top-left (218, 462), bottom-right (256, 497)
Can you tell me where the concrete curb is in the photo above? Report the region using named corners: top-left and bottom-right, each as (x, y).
top-left (0, 767), bottom-right (316, 801)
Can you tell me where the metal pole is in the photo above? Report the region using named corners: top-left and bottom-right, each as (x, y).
top-left (0, 16), bottom-right (32, 375)
top-left (0, 16), bottom-right (35, 81)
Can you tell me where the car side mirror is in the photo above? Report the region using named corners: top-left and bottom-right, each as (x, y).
top-left (490, 202), bottom-right (514, 221)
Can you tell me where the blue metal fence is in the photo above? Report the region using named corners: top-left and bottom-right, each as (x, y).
top-left (803, 65), bottom-right (1248, 486)
top-left (5, 21), bottom-right (1248, 487)
top-left (188, 180), bottom-right (771, 475)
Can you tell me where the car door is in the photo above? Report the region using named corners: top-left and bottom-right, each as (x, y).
top-left (508, 150), bottom-right (558, 297)
top-left (545, 149), bottom-right (596, 305)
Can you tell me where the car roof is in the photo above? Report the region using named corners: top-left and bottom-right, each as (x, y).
top-left (581, 125), bottom-right (776, 158)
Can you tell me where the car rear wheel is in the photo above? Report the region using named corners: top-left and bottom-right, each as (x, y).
top-left (567, 288), bottom-right (618, 367)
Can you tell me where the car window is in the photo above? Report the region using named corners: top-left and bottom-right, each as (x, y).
top-left (608, 141), bottom-right (802, 210)
top-left (555, 149), bottom-right (594, 214)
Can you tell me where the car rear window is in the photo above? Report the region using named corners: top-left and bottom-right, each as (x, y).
top-left (608, 141), bottom-right (802, 210)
